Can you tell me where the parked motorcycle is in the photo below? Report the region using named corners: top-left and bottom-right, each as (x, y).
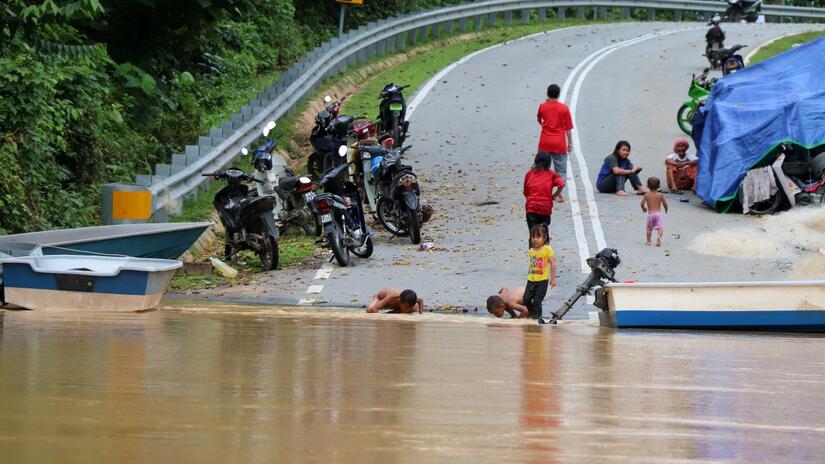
top-left (307, 95), bottom-right (346, 179)
top-left (725, 0), bottom-right (762, 23)
top-left (358, 144), bottom-right (424, 244)
top-left (676, 69), bottom-right (714, 135)
top-left (202, 168), bottom-right (279, 270)
top-left (377, 83), bottom-right (410, 148)
top-left (704, 15), bottom-right (726, 69)
top-left (740, 143), bottom-right (825, 214)
top-left (307, 146), bottom-right (374, 266)
top-left (245, 122), bottom-right (316, 235)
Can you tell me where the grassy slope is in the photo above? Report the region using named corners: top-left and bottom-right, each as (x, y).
top-left (749, 29), bottom-right (825, 64)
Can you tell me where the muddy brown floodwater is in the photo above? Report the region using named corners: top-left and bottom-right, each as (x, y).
top-left (2, 302), bottom-right (825, 463)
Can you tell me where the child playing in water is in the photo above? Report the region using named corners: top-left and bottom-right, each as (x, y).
top-left (524, 225), bottom-right (556, 319)
top-left (640, 177), bottom-right (669, 247)
top-left (366, 288), bottom-right (424, 314)
top-left (486, 287), bottom-right (529, 318)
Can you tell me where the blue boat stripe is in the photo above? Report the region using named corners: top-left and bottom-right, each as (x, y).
top-left (2, 263), bottom-right (151, 296)
top-left (616, 310), bottom-right (825, 328)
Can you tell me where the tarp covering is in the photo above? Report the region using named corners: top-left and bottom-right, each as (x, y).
top-left (692, 35), bottom-right (825, 212)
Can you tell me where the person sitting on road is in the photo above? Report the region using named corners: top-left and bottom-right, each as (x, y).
top-left (596, 140), bottom-right (648, 196)
top-left (486, 287), bottom-right (529, 318)
top-left (665, 137), bottom-right (698, 192)
top-left (366, 288), bottom-right (424, 314)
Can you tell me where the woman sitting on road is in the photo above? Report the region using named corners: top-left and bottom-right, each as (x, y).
top-left (665, 137), bottom-right (698, 192)
top-left (596, 140), bottom-right (648, 196)
top-left (523, 151), bottom-right (565, 247)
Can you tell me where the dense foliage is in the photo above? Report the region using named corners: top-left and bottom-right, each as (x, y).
top-left (0, 0), bottom-right (461, 234)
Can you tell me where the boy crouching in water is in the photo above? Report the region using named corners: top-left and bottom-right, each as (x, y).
top-left (641, 177), bottom-right (669, 247)
top-left (486, 287), bottom-right (529, 318)
top-left (525, 225), bottom-right (556, 319)
top-left (366, 288), bottom-right (424, 314)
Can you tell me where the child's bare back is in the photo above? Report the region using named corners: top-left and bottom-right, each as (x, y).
top-left (641, 191), bottom-right (666, 213)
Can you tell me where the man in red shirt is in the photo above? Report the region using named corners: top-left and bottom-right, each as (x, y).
top-left (536, 84), bottom-right (574, 202)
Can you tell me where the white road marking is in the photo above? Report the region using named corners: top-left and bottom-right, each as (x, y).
top-left (314, 264), bottom-right (333, 280)
top-left (565, 158), bottom-right (591, 274)
top-left (306, 285), bottom-right (324, 294)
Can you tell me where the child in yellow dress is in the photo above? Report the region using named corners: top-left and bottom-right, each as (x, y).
top-left (524, 224), bottom-right (556, 319)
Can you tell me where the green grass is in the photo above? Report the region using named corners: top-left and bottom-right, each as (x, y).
top-left (749, 30), bottom-right (825, 64)
top-left (168, 235), bottom-right (318, 292)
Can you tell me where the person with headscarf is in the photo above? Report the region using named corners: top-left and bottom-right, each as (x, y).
top-left (665, 137), bottom-right (698, 192)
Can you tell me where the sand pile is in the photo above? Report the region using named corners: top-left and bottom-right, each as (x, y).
top-left (689, 206), bottom-right (825, 278)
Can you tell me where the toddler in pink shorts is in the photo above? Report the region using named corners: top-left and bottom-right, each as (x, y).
top-left (640, 177), bottom-right (669, 246)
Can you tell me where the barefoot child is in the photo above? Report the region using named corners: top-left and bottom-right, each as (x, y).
top-left (524, 225), bottom-right (556, 319)
top-left (486, 287), bottom-right (529, 318)
top-left (366, 288), bottom-right (424, 314)
top-left (641, 177), bottom-right (669, 247)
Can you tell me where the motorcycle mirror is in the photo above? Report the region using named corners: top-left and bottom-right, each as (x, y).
top-left (262, 120), bottom-right (276, 137)
top-left (299, 176), bottom-right (311, 184)
top-left (338, 145), bottom-right (348, 157)
top-left (324, 95), bottom-right (332, 103)
top-left (241, 148), bottom-right (249, 156)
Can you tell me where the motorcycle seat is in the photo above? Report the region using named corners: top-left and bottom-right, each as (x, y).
top-left (279, 176), bottom-right (302, 191)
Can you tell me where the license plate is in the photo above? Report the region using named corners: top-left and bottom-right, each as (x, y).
top-left (320, 213), bottom-right (332, 224)
top-left (304, 192), bottom-right (316, 202)
top-left (389, 103), bottom-right (403, 111)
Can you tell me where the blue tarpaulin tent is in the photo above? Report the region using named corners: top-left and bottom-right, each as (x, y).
top-left (692, 35), bottom-right (825, 212)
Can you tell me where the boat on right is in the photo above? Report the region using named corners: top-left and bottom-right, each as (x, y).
top-left (598, 280), bottom-right (825, 333)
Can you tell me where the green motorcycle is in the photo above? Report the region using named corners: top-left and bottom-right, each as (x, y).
top-left (676, 69), bottom-right (714, 135)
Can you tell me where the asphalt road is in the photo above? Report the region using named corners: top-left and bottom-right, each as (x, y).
top-left (196, 21), bottom-right (824, 317)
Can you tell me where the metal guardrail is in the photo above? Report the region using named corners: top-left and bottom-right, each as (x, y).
top-left (132, 0), bottom-right (825, 219)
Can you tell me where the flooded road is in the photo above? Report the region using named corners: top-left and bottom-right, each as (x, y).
top-left (2, 303), bottom-right (825, 463)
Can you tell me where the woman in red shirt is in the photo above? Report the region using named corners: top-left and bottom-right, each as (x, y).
top-left (523, 152), bottom-right (566, 247)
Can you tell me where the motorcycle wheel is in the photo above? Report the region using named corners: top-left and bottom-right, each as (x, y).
top-left (307, 152), bottom-right (323, 180)
top-left (407, 206), bottom-right (421, 245)
top-left (351, 235), bottom-right (374, 258)
top-left (391, 115), bottom-right (401, 148)
top-left (257, 236), bottom-right (279, 271)
top-left (224, 243), bottom-right (235, 261)
top-left (676, 104), bottom-right (694, 135)
top-left (376, 196), bottom-right (409, 237)
top-left (328, 222), bottom-right (351, 267)
top-left (738, 183), bottom-right (783, 215)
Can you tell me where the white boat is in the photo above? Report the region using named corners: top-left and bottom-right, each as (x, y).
top-left (0, 255), bottom-right (181, 312)
top-left (598, 280), bottom-right (825, 332)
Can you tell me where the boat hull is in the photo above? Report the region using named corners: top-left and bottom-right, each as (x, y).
top-left (1, 256), bottom-right (180, 312)
top-left (0, 222), bottom-right (209, 259)
top-left (600, 281), bottom-right (825, 333)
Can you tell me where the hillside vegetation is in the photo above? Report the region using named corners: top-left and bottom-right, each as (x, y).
top-left (0, 0), bottom-right (459, 234)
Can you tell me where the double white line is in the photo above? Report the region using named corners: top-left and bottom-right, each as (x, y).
top-left (561, 26), bottom-right (699, 273)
